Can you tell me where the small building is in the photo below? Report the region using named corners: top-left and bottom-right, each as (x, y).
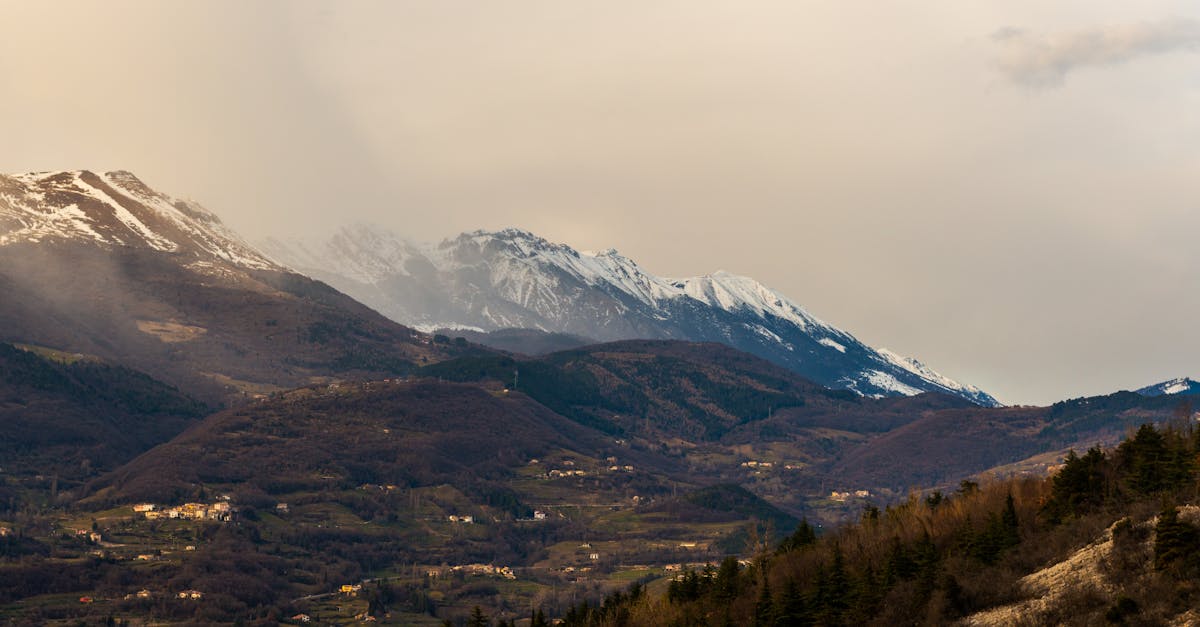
top-left (178, 590), bottom-right (203, 600)
top-left (292, 614), bottom-right (312, 623)
top-left (133, 503), bottom-right (156, 513)
top-left (533, 510), bottom-right (547, 520)
top-left (589, 553), bottom-right (600, 560)
top-left (275, 503), bottom-right (290, 514)
top-left (79, 596), bottom-right (94, 604)
top-left (136, 589), bottom-right (153, 599)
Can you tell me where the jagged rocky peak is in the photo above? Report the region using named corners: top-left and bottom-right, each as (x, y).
top-left (263, 224), bottom-right (1001, 406)
top-left (0, 169), bottom-right (277, 269)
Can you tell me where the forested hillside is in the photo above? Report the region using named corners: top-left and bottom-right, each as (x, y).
top-left (582, 422), bottom-right (1200, 626)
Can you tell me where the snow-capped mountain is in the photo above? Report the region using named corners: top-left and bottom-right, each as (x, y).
top-left (1135, 377), bottom-right (1200, 397)
top-left (0, 170), bottom-right (277, 270)
top-left (0, 171), bottom-right (445, 403)
top-left (262, 226), bottom-right (1000, 406)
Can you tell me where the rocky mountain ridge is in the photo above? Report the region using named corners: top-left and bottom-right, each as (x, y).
top-left (263, 225), bottom-right (1001, 406)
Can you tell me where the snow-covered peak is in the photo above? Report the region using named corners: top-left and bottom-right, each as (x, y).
top-left (262, 224), bottom-right (1000, 406)
top-left (671, 271), bottom-right (839, 335)
top-left (444, 231), bottom-right (845, 328)
top-left (1136, 377), bottom-right (1200, 397)
top-left (448, 227), bottom-right (566, 258)
top-left (0, 170), bottom-right (277, 270)
top-left (876, 348), bottom-right (992, 400)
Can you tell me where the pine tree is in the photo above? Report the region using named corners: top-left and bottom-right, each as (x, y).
top-left (815, 547), bottom-right (849, 623)
top-left (1121, 424), bottom-right (1168, 494)
top-left (468, 605), bottom-right (489, 627)
top-left (778, 519), bottom-right (817, 553)
top-left (754, 577), bottom-right (775, 627)
top-left (1154, 505), bottom-right (1200, 575)
top-left (774, 577), bottom-right (809, 627)
top-left (714, 556), bottom-right (741, 600)
top-left (1044, 447), bottom-right (1107, 523)
top-left (850, 563), bottom-right (882, 619)
top-left (1002, 493), bottom-right (1019, 543)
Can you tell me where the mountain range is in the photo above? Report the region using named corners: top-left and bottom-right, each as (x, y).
top-left (2, 169), bottom-right (1198, 624)
top-left (262, 225), bottom-right (1000, 406)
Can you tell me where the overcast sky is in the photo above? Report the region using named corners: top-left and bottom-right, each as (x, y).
top-left (3, 1), bottom-right (1199, 405)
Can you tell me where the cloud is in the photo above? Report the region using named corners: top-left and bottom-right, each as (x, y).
top-left (994, 17), bottom-right (1200, 87)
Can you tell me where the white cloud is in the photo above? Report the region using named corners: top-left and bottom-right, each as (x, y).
top-left (994, 17), bottom-right (1200, 87)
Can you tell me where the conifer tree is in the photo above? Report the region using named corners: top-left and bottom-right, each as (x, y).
top-left (468, 605), bottom-right (489, 627)
top-left (714, 556), bottom-right (741, 600)
top-left (1155, 505), bottom-right (1200, 575)
top-left (774, 577), bottom-right (809, 627)
top-left (754, 577), bottom-right (775, 627)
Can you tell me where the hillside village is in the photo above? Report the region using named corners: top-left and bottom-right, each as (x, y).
top-left (133, 501), bottom-right (234, 522)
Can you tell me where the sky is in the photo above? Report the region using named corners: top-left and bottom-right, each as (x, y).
top-left (2, 1), bottom-right (1199, 405)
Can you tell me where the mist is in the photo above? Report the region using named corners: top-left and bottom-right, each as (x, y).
top-left (2, 0), bottom-right (1199, 405)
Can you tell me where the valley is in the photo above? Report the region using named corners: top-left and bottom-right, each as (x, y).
top-left (1, 170), bottom-right (1197, 625)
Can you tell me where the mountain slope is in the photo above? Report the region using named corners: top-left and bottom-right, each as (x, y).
top-left (0, 171), bottom-right (461, 403)
top-left (0, 342), bottom-right (207, 488)
top-left (87, 379), bottom-right (624, 506)
top-left (262, 226), bottom-right (999, 406)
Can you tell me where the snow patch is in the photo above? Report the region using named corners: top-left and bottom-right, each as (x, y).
top-left (860, 369), bottom-right (924, 397)
top-left (818, 338), bottom-right (847, 353)
top-left (414, 322), bottom-right (486, 334)
top-left (1163, 378), bottom-right (1195, 395)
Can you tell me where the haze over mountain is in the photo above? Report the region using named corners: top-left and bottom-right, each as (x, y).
top-left (0, 171), bottom-right (460, 403)
top-left (2, 168), bottom-right (1195, 625)
top-left (263, 226), bottom-right (1000, 406)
